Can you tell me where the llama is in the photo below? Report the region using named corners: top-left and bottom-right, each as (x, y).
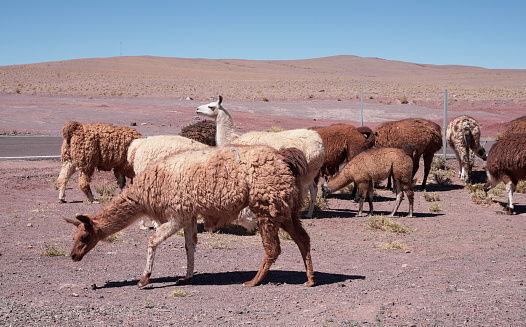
top-left (484, 133), bottom-right (526, 215)
top-left (323, 145), bottom-right (416, 217)
top-left (311, 124), bottom-right (375, 199)
top-left (446, 115), bottom-right (487, 183)
top-left (501, 115), bottom-right (526, 137)
top-left (374, 118), bottom-right (442, 190)
top-left (178, 120), bottom-right (217, 146)
top-left (57, 121), bottom-right (143, 203)
top-left (196, 96), bottom-right (325, 218)
top-left (65, 145), bottom-right (316, 287)
top-left (127, 135), bottom-right (210, 230)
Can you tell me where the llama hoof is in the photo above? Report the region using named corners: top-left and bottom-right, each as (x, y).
top-left (242, 281), bottom-right (258, 287)
top-left (304, 280), bottom-right (316, 287)
top-left (59, 198), bottom-right (66, 203)
top-left (175, 277), bottom-right (193, 285)
top-left (506, 207), bottom-right (515, 215)
top-left (138, 274), bottom-right (151, 288)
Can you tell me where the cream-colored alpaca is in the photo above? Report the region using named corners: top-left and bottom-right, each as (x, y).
top-left (196, 96), bottom-right (325, 218)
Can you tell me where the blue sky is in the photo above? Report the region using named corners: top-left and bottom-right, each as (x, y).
top-left (2, 0), bottom-right (525, 69)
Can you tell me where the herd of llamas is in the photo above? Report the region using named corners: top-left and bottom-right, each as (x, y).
top-left (60, 96), bottom-right (526, 287)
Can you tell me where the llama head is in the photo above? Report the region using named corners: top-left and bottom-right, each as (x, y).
top-left (64, 214), bottom-right (102, 262)
top-left (196, 95), bottom-right (223, 119)
top-left (477, 141), bottom-right (487, 161)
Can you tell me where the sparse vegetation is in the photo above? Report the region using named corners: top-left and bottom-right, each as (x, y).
top-left (267, 125), bottom-right (285, 133)
top-left (399, 95), bottom-right (408, 104)
top-left (368, 215), bottom-right (414, 234)
top-left (429, 203), bottom-right (441, 212)
top-left (41, 244), bottom-right (66, 257)
top-left (466, 183), bottom-right (495, 206)
top-left (94, 180), bottom-right (118, 204)
top-left (430, 156), bottom-right (454, 185)
top-left (379, 240), bottom-right (408, 250)
top-left (303, 190), bottom-right (328, 214)
top-left (170, 289), bottom-right (188, 297)
top-left (423, 191), bottom-right (440, 202)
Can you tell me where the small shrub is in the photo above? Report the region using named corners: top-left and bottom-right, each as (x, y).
top-left (423, 191), bottom-right (440, 202)
top-left (430, 156), bottom-right (454, 185)
top-left (94, 180), bottom-right (118, 204)
top-left (41, 244), bottom-right (66, 257)
top-left (466, 183), bottom-right (495, 206)
top-left (516, 180), bottom-right (526, 193)
top-left (379, 240), bottom-right (408, 250)
top-left (399, 96), bottom-right (408, 104)
top-left (279, 230), bottom-right (291, 240)
top-left (368, 215), bottom-right (414, 234)
top-left (170, 289), bottom-right (188, 297)
top-left (262, 97), bottom-right (269, 102)
top-left (267, 125), bottom-right (285, 133)
top-left (429, 203), bottom-right (441, 212)
top-left (308, 94), bottom-right (314, 99)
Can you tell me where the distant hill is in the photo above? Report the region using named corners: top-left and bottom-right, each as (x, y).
top-left (1, 55), bottom-right (525, 107)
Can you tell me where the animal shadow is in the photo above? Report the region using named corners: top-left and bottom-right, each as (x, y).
top-left (493, 201), bottom-right (526, 215)
top-left (94, 270), bottom-right (365, 289)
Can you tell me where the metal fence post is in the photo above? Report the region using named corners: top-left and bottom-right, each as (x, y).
top-left (443, 89), bottom-right (448, 158)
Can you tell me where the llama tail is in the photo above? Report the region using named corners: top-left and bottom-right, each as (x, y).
top-left (357, 126), bottom-right (375, 147)
top-left (61, 121), bottom-right (83, 145)
top-left (277, 147), bottom-right (309, 179)
top-left (402, 144), bottom-right (416, 158)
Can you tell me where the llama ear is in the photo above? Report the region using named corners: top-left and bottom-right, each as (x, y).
top-left (64, 217), bottom-right (81, 227)
top-left (218, 95), bottom-right (223, 105)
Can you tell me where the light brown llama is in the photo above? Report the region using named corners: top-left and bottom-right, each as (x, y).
top-left (196, 95), bottom-right (324, 218)
top-left (57, 121), bottom-right (143, 203)
top-left (323, 145), bottom-right (415, 217)
top-left (446, 115), bottom-right (487, 183)
top-left (374, 118), bottom-right (442, 190)
top-left (501, 115), bottom-right (526, 137)
top-left (65, 145), bottom-right (316, 287)
top-left (484, 133), bottom-right (526, 215)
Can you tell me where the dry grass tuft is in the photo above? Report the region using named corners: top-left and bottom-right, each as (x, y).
top-left (368, 215), bottom-right (414, 234)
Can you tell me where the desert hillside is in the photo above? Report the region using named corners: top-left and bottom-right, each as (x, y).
top-left (1, 55), bottom-right (525, 107)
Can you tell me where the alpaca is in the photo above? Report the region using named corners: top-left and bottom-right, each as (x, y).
top-left (178, 120), bottom-right (217, 146)
top-left (196, 96), bottom-right (325, 218)
top-left (501, 115), bottom-right (526, 137)
top-left (484, 133), bottom-right (526, 215)
top-left (311, 124), bottom-right (375, 195)
top-left (374, 118), bottom-right (442, 190)
top-left (323, 145), bottom-right (416, 217)
top-left (65, 145), bottom-right (316, 287)
top-left (127, 135), bottom-right (210, 230)
top-left (57, 121), bottom-right (143, 203)
top-left (446, 115), bottom-right (487, 183)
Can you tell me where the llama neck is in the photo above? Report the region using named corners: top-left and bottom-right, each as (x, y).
top-left (326, 169), bottom-right (354, 194)
top-left (215, 107), bottom-right (238, 146)
top-left (91, 191), bottom-right (145, 240)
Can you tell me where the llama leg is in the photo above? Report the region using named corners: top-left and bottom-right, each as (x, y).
top-left (406, 188), bottom-right (414, 217)
top-left (57, 160), bottom-right (76, 202)
top-left (505, 181), bottom-right (516, 215)
top-left (78, 170), bottom-right (97, 203)
top-left (177, 217), bottom-right (198, 285)
top-left (280, 219), bottom-right (316, 286)
top-left (113, 168), bottom-right (126, 189)
top-left (366, 181), bottom-right (374, 215)
top-left (356, 183), bottom-right (367, 217)
top-left (243, 218), bottom-right (281, 287)
top-left (390, 180), bottom-right (403, 217)
top-left (306, 181), bottom-right (317, 218)
top-left (139, 219), bottom-right (182, 287)
top-left (420, 153), bottom-right (434, 190)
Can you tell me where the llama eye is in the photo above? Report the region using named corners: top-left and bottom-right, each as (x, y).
top-left (81, 235), bottom-right (89, 242)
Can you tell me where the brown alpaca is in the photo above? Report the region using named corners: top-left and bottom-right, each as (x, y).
top-left (178, 120), bottom-right (217, 146)
top-left (446, 115), bottom-right (487, 183)
top-left (323, 145), bottom-right (415, 217)
top-left (57, 121), bottom-right (143, 203)
top-left (484, 133), bottom-right (526, 215)
top-left (501, 115), bottom-right (526, 137)
top-left (312, 124), bottom-right (375, 182)
top-left (374, 118), bottom-right (442, 190)
top-left (65, 145), bottom-right (316, 287)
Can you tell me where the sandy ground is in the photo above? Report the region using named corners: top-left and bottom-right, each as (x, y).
top-left (1, 93), bottom-right (525, 326)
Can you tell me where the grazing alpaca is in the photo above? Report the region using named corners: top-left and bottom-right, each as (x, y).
top-left (127, 135), bottom-right (210, 230)
top-left (196, 96), bottom-right (324, 218)
top-left (178, 120), bottom-right (217, 146)
top-left (65, 145), bottom-right (316, 287)
top-left (501, 115), bottom-right (526, 137)
top-left (446, 115), bottom-right (487, 183)
top-left (484, 133), bottom-right (526, 215)
top-left (57, 121), bottom-right (143, 203)
top-left (374, 118), bottom-right (442, 190)
top-left (323, 145), bottom-right (415, 217)
top-left (312, 124), bottom-right (375, 194)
